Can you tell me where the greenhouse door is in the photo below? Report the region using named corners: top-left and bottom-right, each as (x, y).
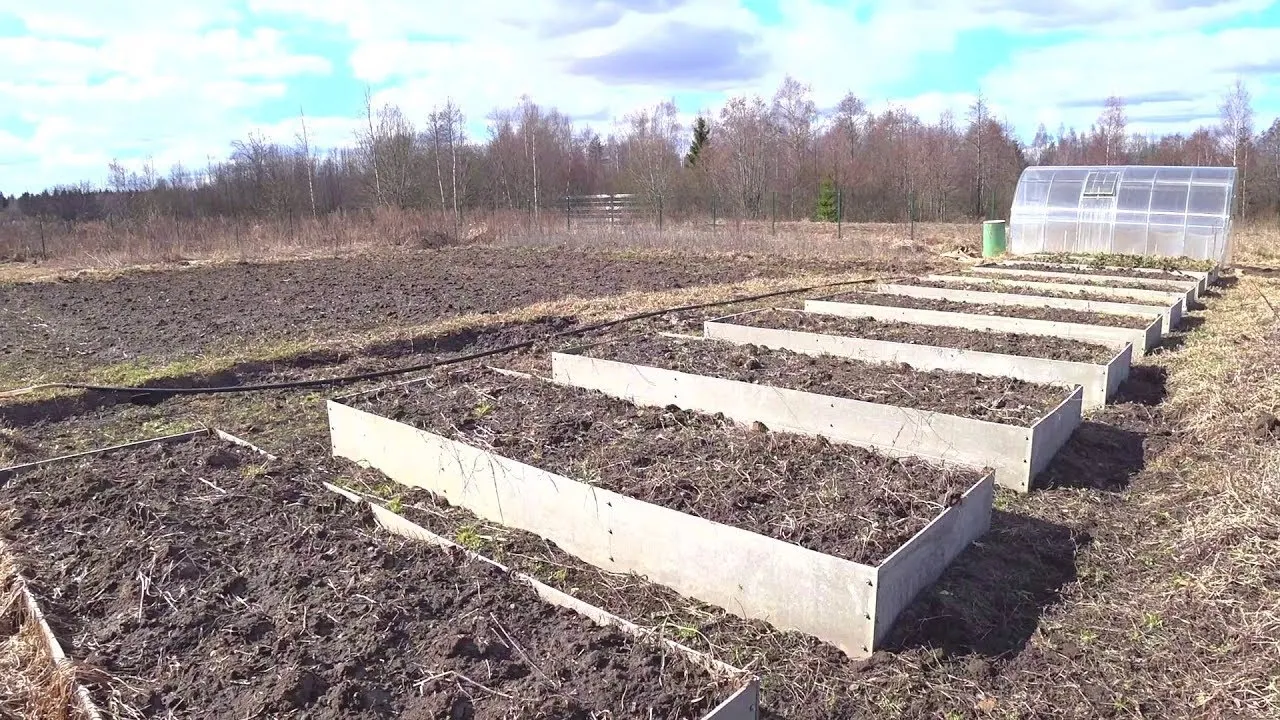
top-left (1076, 171), bottom-right (1120, 253)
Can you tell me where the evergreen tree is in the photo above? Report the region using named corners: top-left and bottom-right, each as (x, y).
top-left (685, 116), bottom-right (710, 167)
top-left (814, 177), bottom-right (838, 222)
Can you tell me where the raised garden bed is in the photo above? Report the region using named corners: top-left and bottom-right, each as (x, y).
top-left (707, 308), bottom-right (1129, 410)
top-left (925, 274), bottom-right (1195, 311)
top-left (969, 264), bottom-right (1203, 300)
top-left (868, 281), bottom-right (1181, 335)
top-left (552, 334), bottom-right (1082, 492)
top-left (331, 367), bottom-right (995, 657)
top-left (1, 432), bottom-right (752, 719)
top-left (968, 268), bottom-right (1192, 292)
top-left (996, 261), bottom-right (1198, 281)
top-left (830, 289), bottom-right (1152, 329)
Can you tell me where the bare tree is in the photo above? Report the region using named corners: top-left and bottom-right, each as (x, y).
top-left (1096, 96), bottom-right (1128, 165)
top-left (621, 100), bottom-right (683, 209)
top-left (361, 86), bottom-right (383, 205)
top-left (1219, 78), bottom-right (1254, 216)
top-left (298, 108), bottom-right (317, 217)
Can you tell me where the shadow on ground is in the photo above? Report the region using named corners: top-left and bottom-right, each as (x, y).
top-left (882, 510), bottom-right (1083, 660)
top-left (0, 318), bottom-right (577, 429)
top-left (1156, 315), bottom-right (1205, 352)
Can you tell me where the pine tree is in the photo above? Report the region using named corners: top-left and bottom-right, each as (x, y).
top-left (815, 177), bottom-right (838, 222)
top-left (685, 116), bottom-right (710, 167)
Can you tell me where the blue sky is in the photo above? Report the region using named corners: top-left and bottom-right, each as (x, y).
top-left (2, 0), bottom-right (1279, 193)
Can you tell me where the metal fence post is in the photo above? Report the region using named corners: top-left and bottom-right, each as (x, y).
top-left (771, 191), bottom-right (777, 235)
top-left (658, 196), bottom-right (663, 231)
top-left (711, 196), bottom-right (717, 232)
top-left (566, 196), bottom-right (571, 232)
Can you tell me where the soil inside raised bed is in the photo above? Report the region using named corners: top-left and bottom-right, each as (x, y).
top-left (582, 333), bottom-right (1067, 425)
top-left (731, 309), bottom-right (1117, 364)
top-left (965, 271), bottom-right (1188, 292)
top-left (845, 286), bottom-right (1162, 327)
top-left (996, 262), bottom-right (1198, 282)
top-left (0, 438), bottom-right (731, 719)
top-left (352, 367), bottom-right (982, 566)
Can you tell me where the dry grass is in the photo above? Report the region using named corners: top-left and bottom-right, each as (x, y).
top-left (985, 274), bottom-right (1280, 718)
top-left (0, 553), bottom-right (88, 720)
top-left (496, 218), bottom-right (979, 260)
top-left (1229, 220), bottom-right (1280, 267)
top-left (0, 209), bottom-right (978, 279)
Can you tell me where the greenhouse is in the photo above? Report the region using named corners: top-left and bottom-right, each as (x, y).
top-left (1008, 165), bottom-right (1238, 263)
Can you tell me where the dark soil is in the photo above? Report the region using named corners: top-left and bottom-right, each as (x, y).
top-left (733, 309), bottom-right (1117, 364)
top-left (998, 262), bottom-right (1199, 282)
top-left (969, 271), bottom-right (1188, 292)
top-left (352, 367), bottom-right (979, 565)
top-left (1, 438), bottom-right (732, 719)
top-left (838, 287), bottom-right (1160, 328)
top-left (0, 245), bottom-right (888, 371)
top-left (585, 334), bottom-right (1068, 425)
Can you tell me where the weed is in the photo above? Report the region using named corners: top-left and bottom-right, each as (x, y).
top-left (1079, 629), bottom-right (1098, 645)
top-left (550, 567), bottom-right (569, 585)
top-left (1142, 612), bottom-right (1163, 632)
top-left (387, 496), bottom-right (403, 514)
top-left (455, 525), bottom-right (485, 551)
top-left (240, 463), bottom-right (269, 479)
top-left (472, 401), bottom-right (496, 418)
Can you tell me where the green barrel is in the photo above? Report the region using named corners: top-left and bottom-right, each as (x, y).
top-left (982, 220), bottom-right (1007, 258)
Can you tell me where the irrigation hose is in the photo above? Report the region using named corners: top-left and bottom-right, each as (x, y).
top-left (0, 276), bottom-right (884, 399)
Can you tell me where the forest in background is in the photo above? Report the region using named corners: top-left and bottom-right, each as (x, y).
top-left (1, 75), bottom-right (1275, 233)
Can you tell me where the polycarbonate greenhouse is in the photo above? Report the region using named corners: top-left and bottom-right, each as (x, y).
top-left (1008, 166), bottom-right (1238, 263)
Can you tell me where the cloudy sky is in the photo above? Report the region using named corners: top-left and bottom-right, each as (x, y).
top-left (2, 0), bottom-right (1278, 193)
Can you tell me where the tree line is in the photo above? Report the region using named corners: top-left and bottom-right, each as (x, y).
top-left (5, 76), bottom-right (1277, 228)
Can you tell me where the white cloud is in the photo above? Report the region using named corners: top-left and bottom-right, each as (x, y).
top-left (2, 0), bottom-right (1278, 192)
top-left (0, 1), bottom-right (332, 191)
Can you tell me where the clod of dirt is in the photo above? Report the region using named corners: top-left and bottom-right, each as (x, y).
top-left (1252, 412), bottom-right (1280, 441)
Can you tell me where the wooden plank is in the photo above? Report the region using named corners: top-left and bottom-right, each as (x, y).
top-left (872, 475), bottom-right (995, 644)
top-left (550, 348), bottom-right (1081, 492)
top-left (704, 309), bottom-right (1127, 410)
top-left (0, 542), bottom-right (104, 720)
top-left (329, 400), bottom-right (884, 656)
top-left (804, 297), bottom-right (1160, 356)
top-left (872, 282), bottom-right (1180, 334)
top-left (925, 274), bottom-right (1194, 314)
top-left (0, 430), bottom-right (207, 483)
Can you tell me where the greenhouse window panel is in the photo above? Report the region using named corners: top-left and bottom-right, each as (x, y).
top-left (1009, 165), bottom-right (1237, 263)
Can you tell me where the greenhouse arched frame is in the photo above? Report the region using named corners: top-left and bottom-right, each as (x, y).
top-left (1008, 165), bottom-right (1238, 263)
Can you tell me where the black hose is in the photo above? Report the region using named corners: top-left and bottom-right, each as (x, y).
top-left (14, 277), bottom-right (879, 397)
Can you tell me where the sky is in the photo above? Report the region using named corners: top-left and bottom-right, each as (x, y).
top-left (2, 0), bottom-right (1279, 194)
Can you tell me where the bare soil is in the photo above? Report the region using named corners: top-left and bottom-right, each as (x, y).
top-left (837, 287), bottom-right (1160, 328)
top-left (997, 262), bottom-right (1199, 282)
top-left (0, 245), bottom-right (888, 372)
top-left (351, 367), bottom-right (980, 565)
top-left (584, 334), bottom-right (1069, 425)
top-left (731, 309), bottom-right (1116, 364)
top-left (0, 438), bottom-right (732, 719)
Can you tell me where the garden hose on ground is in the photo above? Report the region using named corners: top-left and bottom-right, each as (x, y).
top-left (1, 276), bottom-right (883, 399)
